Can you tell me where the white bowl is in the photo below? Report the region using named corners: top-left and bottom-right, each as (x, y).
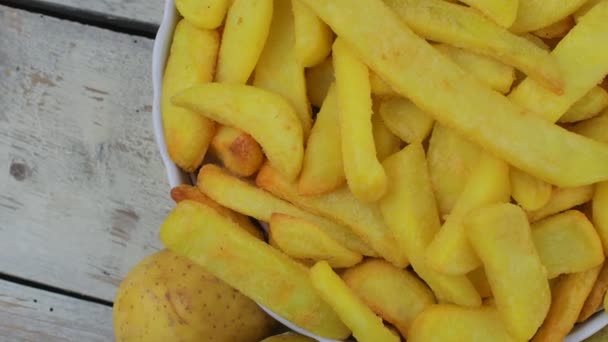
top-left (151, 1), bottom-right (608, 340)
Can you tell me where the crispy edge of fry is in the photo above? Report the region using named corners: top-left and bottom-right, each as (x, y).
top-left (209, 125), bottom-right (264, 177)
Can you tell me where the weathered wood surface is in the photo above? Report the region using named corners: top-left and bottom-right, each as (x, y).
top-left (0, 280), bottom-right (113, 341)
top-left (0, 5), bottom-right (172, 302)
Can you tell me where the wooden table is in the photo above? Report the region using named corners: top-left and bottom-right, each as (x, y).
top-left (0, 1), bottom-right (607, 341)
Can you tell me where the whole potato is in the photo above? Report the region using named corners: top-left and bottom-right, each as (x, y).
top-left (113, 249), bottom-right (276, 341)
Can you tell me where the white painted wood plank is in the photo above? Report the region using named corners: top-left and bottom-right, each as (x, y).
top-left (0, 279), bottom-right (113, 341)
top-left (29, 0), bottom-right (164, 25)
top-left (0, 5), bottom-right (172, 302)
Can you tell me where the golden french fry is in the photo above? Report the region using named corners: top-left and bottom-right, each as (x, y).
top-left (309, 261), bottom-right (399, 342)
top-left (305, 56), bottom-right (333, 108)
top-left (532, 265), bottom-right (602, 342)
top-left (333, 38), bottom-right (387, 202)
top-left (269, 214), bottom-right (362, 268)
top-left (342, 259), bottom-right (435, 337)
top-left (161, 20), bottom-right (218, 172)
top-left (457, 0), bottom-right (517, 28)
top-left (593, 181), bottom-right (608, 254)
top-left (579, 263), bottom-right (608, 322)
top-left (533, 16), bottom-right (575, 39)
top-left (370, 72), bottom-right (398, 98)
top-left (468, 268), bottom-right (492, 299)
top-left (510, 167), bottom-right (552, 211)
top-left (215, 0), bottom-right (273, 84)
top-left (427, 124), bottom-right (481, 216)
top-left (571, 109), bottom-right (608, 143)
top-left (532, 210), bottom-right (604, 279)
top-left (257, 164), bottom-right (407, 266)
top-left (434, 44), bottom-right (514, 94)
top-left (301, 0), bottom-right (608, 187)
top-left (380, 144), bottom-right (481, 307)
top-left (465, 203), bottom-right (550, 340)
top-left (383, 0), bottom-right (562, 93)
top-left (170, 185), bottom-right (262, 240)
top-left (172, 83), bottom-right (303, 180)
top-left (209, 126), bottom-right (263, 177)
top-left (175, 0), bottom-right (230, 29)
top-left (292, 0), bottom-right (333, 67)
top-left (520, 33), bottom-right (550, 50)
top-left (511, 0), bottom-right (588, 32)
top-left (559, 86), bottom-right (608, 123)
top-left (528, 185), bottom-right (595, 222)
top-left (372, 112), bottom-right (401, 161)
top-left (378, 97), bottom-right (434, 144)
top-left (160, 201), bottom-right (350, 339)
top-left (298, 84), bottom-right (345, 196)
top-left (426, 152), bottom-right (511, 275)
top-left (197, 165), bottom-right (375, 256)
top-left (574, 0), bottom-right (604, 22)
top-left (409, 305), bottom-right (517, 342)
top-left (254, 0), bottom-right (312, 137)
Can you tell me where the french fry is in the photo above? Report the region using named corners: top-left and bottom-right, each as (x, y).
top-left (333, 38), bottom-right (387, 202)
top-left (457, 0), bottom-right (517, 28)
top-left (379, 144), bottom-right (481, 307)
top-left (383, 0), bottom-right (562, 93)
top-left (465, 203), bottom-right (550, 340)
top-left (372, 112), bottom-right (401, 161)
top-left (531, 210), bottom-right (604, 279)
top-left (269, 214), bottom-right (362, 268)
top-left (160, 201), bottom-right (350, 339)
top-left (254, 0), bottom-right (312, 137)
top-left (378, 97), bottom-right (434, 144)
top-left (427, 124), bottom-right (481, 216)
top-left (426, 152), bottom-right (511, 275)
top-left (305, 56), bottom-right (333, 108)
top-left (559, 86), bottom-right (608, 123)
top-left (520, 33), bottom-right (550, 50)
top-left (257, 164), bottom-right (408, 266)
top-left (370, 72), bottom-right (398, 98)
top-left (528, 185), bottom-right (595, 222)
top-left (301, 0), bottom-right (608, 187)
top-left (209, 126), bottom-right (263, 177)
top-left (292, 0), bottom-right (333, 67)
top-left (593, 182), bottom-right (608, 254)
top-left (161, 20), bottom-right (218, 172)
top-left (170, 185), bottom-right (262, 240)
top-left (172, 83), bottom-right (303, 180)
top-left (298, 84), bottom-right (345, 196)
top-left (510, 0), bottom-right (589, 32)
top-left (574, 0), bottom-right (604, 23)
top-left (510, 167), bottom-right (552, 211)
top-left (175, 0), bottom-right (230, 29)
top-left (533, 16), bottom-right (575, 39)
top-left (409, 305), bottom-right (516, 342)
top-left (197, 164), bottom-right (375, 256)
top-left (434, 44), bottom-right (515, 94)
top-left (215, 0), bottom-right (273, 84)
top-left (309, 261), bottom-right (399, 342)
top-left (468, 268), bottom-right (492, 299)
top-left (342, 259), bottom-right (436, 337)
top-left (532, 265), bottom-right (602, 342)
top-left (579, 263), bottom-right (608, 322)
top-left (571, 109), bottom-right (608, 143)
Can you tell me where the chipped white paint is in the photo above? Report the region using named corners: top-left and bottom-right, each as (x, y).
top-left (35, 0), bottom-right (164, 25)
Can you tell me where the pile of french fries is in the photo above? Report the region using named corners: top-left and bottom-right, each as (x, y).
top-left (161, 0), bottom-right (608, 340)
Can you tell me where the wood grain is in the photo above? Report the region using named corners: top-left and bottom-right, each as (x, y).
top-left (0, 280), bottom-right (113, 341)
top-left (0, 5), bottom-right (172, 302)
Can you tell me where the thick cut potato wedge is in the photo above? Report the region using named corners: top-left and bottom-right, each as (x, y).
top-left (426, 152), bottom-right (510, 275)
top-left (210, 126), bottom-right (263, 177)
top-left (511, 0), bottom-right (588, 32)
top-left (457, 0), bottom-right (517, 28)
top-left (257, 164), bottom-right (407, 266)
top-left (533, 16), bottom-right (575, 39)
top-left (309, 261), bottom-right (399, 342)
top-left (579, 263), bottom-right (608, 322)
top-left (571, 109), bottom-right (608, 144)
top-left (342, 259), bottom-right (435, 337)
top-left (301, 0), bottom-right (608, 187)
top-left (215, 0), bottom-right (273, 84)
top-left (593, 182), bottom-right (608, 254)
top-left (531, 210), bottom-right (604, 279)
top-left (379, 144), bottom-right (481, 307)
top-left (468, 268), bottom-right (492, 299)
top-left (378, 97), bottom-right (434, 144)
top-left (269, 214), bottom-right (362, 268)
top-left (175, 0), bottom-right (230, 29)
top-left (372, 112), bottom-right (401, 161)
top-left (559, 86), bottom-right (608, 123)
top-left (305, 57), bottom-right (334, 108)
top-left (383, 0), bottom-right (562, 93)
top-left (292, 0), bottom-right (333, 67)
top-left (197, 165), bottom-right (374, 256)
top-left (160, 201), bottom-right (350, 339)
top-left (333, 38), bottom-right (387, 202)
top-left (172, 83), bottom-right (303, 180)
top-left (465, 203), bottom-right (550, 340)
top-left (254, 0), bottom-right (311, 137)
top-left (532, 266), bottom-right (602, 342)
top-left (298, 84), bottom-right (345, 196)
top-left (528, 185), bottom-right (595, 222)
top-left (409, 305), bottom-right (517, 342)
top-left (161, 20), bottom-right (218, 172)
